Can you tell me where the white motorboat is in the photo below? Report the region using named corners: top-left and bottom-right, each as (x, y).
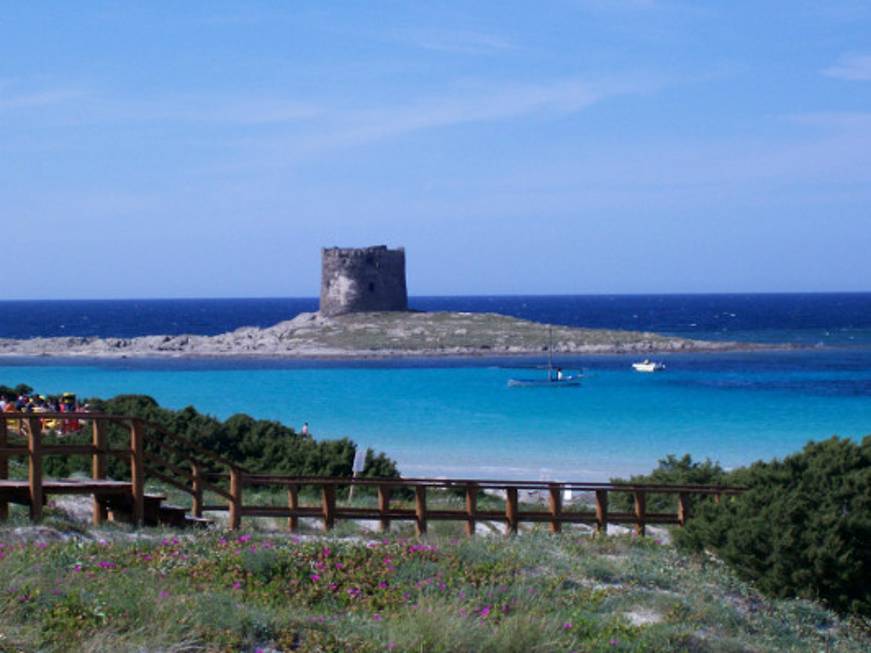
top-left (632, 359), bottom-right (666, 373)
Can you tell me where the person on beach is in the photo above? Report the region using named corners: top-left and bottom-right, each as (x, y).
top-left (301, 422), bottom-right (309, 436)
top-left (556, 368), bottom-right (563, 381)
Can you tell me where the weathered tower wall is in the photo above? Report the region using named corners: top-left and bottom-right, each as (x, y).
top-left (319, 246), bottom-right (408, 316)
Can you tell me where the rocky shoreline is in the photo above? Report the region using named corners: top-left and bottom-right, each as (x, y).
top-left (0, 310), bottom-right (776, 359)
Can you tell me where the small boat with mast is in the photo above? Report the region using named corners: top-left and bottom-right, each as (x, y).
top-left (508, 327), bottom-right (582, 388)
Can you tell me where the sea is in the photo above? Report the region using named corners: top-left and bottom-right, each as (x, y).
top-left (2, 294), bottom-right (870, 481)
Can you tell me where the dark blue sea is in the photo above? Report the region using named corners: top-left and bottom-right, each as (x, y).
top-left (2, 293), bottom-right (870, 479)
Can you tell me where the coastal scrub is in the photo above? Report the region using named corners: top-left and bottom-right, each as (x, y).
top-left (1, 527), bottom-right (866, 652)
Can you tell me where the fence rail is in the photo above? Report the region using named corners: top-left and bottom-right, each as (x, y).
top-left (0, 412), bottom-right (234, 524)
top-left (1, 412), bottom-right (745, 535)
top-left (228, 472), bottom-right (743, 536)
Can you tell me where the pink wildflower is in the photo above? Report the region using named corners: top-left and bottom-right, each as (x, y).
top-left (479, 605), bottom-right (491, 618)
top-left (232, 581), bottom-right (242, 590)
top-left (372, 613), bottom-right (383, 622)
top-left (378, 580), bottom-right (389, 589)
top-left (322, 546), bottom-right (332, 558)
top-left (159, 590), bottom-right (170, 599)
top-left (310, 574), bottom-right (321, 583)
top-left (238, 534), bottom-right (252, 544)
top-left (563, 622), bottom-right (572, 630)
top-left (335, 562), bottom-right (345, 570)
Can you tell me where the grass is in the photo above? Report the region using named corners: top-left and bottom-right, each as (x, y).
top-left (1, 509), bottom-right (868, 652)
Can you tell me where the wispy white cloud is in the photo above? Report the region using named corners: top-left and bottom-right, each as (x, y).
top-left (822, 53), bottom-right (871, 80)
top-left (399, 29), bottom-right (513, 55)
top-left (785, 111), bottom-right (871, 128)
top-left (295, 75), bottom-right (661, 153)
top-left (0, 84), bottom-right (82, 111)
top-left (113, 97), bottom-right (320, 125)
top-left (0, 83), bottom-right (319, 126)
top-left (575, 0), bottom-right (658, 10)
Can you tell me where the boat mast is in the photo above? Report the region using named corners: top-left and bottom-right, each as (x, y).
top-left (547, 326), bottom-right (553, 380)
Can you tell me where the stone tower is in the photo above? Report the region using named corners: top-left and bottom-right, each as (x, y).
top-left (319, 246), bottom-right (408, 316)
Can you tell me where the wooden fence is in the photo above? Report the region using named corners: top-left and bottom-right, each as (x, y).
top-left (227, 474), bottom-right (744, 536)
top-left (1, 413), bottom-right (744, 535)
top-left (0, 412), bottom-right (236, 525)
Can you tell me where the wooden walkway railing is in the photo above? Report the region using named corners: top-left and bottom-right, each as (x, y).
top-left (1, 412), bottom-right (744, 535)
top-left (227, 474), bottom-right (744, 536)
top-left (0, 412), bottom-right (235, 525)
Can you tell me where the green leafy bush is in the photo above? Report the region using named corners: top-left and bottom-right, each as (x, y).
top-left (610, 454), bottom-right (728, 513)
top-left (676, 436), bottom-right (871, 617)
top-left (38, 393), bottom-right (398, 480)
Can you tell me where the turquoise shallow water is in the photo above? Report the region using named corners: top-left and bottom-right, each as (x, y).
top-left (3, 349), bottom-right (869, 481)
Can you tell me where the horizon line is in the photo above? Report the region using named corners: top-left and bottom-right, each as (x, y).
top-left (2, 290), bottom-right (870, 302)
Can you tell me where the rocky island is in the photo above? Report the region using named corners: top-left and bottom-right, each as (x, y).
top-left (0, 311), bottom-right (761, 360)
top-left (0, 246), bottom-right (770, 359)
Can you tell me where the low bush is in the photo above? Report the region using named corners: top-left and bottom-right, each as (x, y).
top-left (610, 453), bottom-right (728, 513)
top-left (15, 391), bottom-right (399, 481)
top-left (675, 436), bottom-right (871, 617)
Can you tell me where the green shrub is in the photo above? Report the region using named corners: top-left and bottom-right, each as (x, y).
top-left (676, 436), bottom-right (871, 617)
top-left (610, 454), bottom-right (728, 513)
top-left (34, 392), bottom-right (398, 481)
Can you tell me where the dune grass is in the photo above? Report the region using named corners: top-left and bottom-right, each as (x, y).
top-left (1, 509), bottom-right (868, 653)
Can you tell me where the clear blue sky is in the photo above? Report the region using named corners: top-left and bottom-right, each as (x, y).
top-left (2, 1), bottom-right (870, 299)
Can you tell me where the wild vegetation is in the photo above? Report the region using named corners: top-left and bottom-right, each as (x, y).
top-left (613, 437), bottom-right (871, 618)
top-left (5, 385), bottom-right (870, 646)
top-left (1, 515), bottom-right (867, 653)
top-left (0, 390), bottom-right (399, 481)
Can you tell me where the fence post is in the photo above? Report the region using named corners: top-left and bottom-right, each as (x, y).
top-left (414, 486), bottom-right (427, 536)
top-left (465, 484), bottom-right (478, 536)
top-left (595, 489), bottom-right (608, 534)
top-left (129, 419), bottom-right (145, 527)
top-left (228, 467), bottom-right (242, 530)
top-left (287, 484), bottom-right (299, 532)
top-left (505, 487), bottom-right (519, 536)
top-left (322, 483), bottom-right (336, 531)
top-left (27, 418), bottom-right (43, 521)
top-left (191, 463), bottom-right (203, 518)
top-left (633, 490), bottom-right (646, 536)
top-left (677, 492), bottom-right (689, 527)
top-left (0, 418), bottom-right (8, 521)
top-left (92, 418), bottom-right (107, 525)
top-left (378, 485), bottom-right (391, 533)
top-left (548, 483), bottom-right (562, 533)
